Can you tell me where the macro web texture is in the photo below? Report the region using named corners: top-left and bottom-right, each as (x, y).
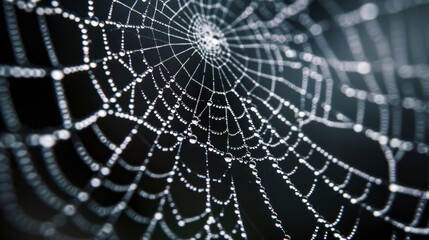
top-left (0, 0), bottom-right (429, 239)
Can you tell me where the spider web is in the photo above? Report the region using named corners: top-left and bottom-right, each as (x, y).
top-left (1, 0), bottom-right (429, 239)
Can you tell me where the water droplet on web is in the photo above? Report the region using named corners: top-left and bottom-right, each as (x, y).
top-left (224, 153), bottom-right (233, 163)
top-left (63, 204), bottom-right (76, 216)
top-left (207, 143), bottom-right (214, 151)
top-left (154, 212), bottom-right (163, 220)
top-left (177, 135), bottom-right (184, 141)
top-left (90, 178), bottom-right (101, 187)
top-left (90, 17), bottom-right (99, 27)
top-left (78, 192), bottom-right (88, 202)
top-left (249, 161), bottom-right (256, 169)
top-left (192, 117), bottom-right (199, 125)
top-left (189, 135), bottom-right (197, 144)
top-left (51, 70), bottom-right (64, 80)
top-left (39, 134), bottom-right (56, 148)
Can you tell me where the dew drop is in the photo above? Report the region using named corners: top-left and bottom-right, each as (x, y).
top-left (189, 135), bottom-right (197, 144)
top-left (224, 153), bottom-right (233, 163)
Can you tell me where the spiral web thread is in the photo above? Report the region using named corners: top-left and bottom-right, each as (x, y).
top-left (1, 0), bottom-right (429, 239)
